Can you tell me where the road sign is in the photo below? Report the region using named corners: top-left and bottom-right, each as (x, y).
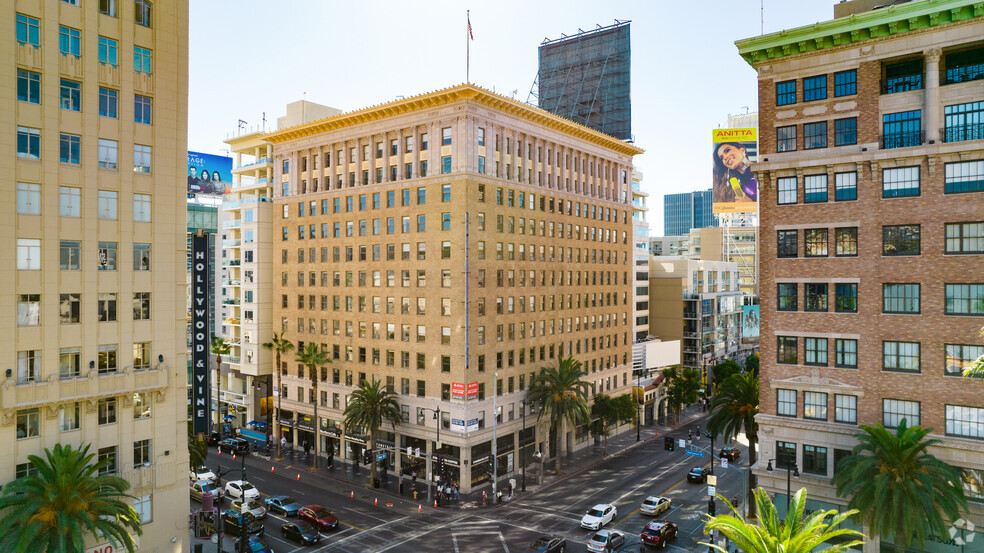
top-left (707, 475), bottom-right (717, 486)
top-left (376, 453), bottom-right (387, 461)
top-left (708, 485), bottom-right (716, 496)
top-left (721, 458), bottom-right (729, 468)
top-left (678, 439), bottom-right (686, 449)
top-left (685, 449), bottom-right (704, 458)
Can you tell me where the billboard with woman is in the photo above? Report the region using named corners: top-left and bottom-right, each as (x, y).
top-left (711, 128), bottom-right (758, 214)
top-left (187, 151), bottom-right (232, 196)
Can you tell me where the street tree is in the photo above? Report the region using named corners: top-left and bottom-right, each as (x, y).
top-left (262, 332), bottom-right (295, 458)
top-left (189, 432), bottom-right (208, 470)
top-left (343, 378), bottom-right (402, 488)
top-left (296, 343), bottom-right (331, 469)
top-left (707, 371), bottom-right (760, 516)
top-left (527, 356), bottom-right (591, 473)
top-left (710, 359), bottom-right (741, 389)
top-left (833, 419), bottom-right (968, 552)
top-left (701, 487), bottom-right (864, 553)
top-left (0, 444), bottom-right (143, 553)
top-left (210, 335), bottom-right (232, 438)
top-left (661, 365), bottom-right (701, 424)
top-left (591, 393), bottom-right (636, 455)
top-left (744, 352), bottom-right (759, 376)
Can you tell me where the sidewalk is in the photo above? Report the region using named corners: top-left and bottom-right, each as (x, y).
top-left (253, 405), bottom-right (710, 511)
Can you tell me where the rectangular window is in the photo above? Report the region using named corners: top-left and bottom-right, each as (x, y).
top-left (60, 349), bottom-right (81, 379)
top-left (134, 95), bottom-right (152, 124)
top-left (98, 36), bottom-right (118, 66)
top-left (132, 194), bottom-right (151, 222)
top-left (133, 243), bottom-right (150, 271)
top-left (97, 293), bottom-right (118, 322)
top-left (944, 160), bottom-right (984, 194)
top-left (777, 389), bottom-right (797, 416)
top-left (60, 79), bottom-right (81, 111)
top-left (98, 140), bottom-right (118, 169)
top-left (945, 284), bottom-right (984, 315)
top-left (835, 395), bottom-right (857, 423)
top-left (803, 174), bottom-right (827, 203)
top-left (834, 172), bottom-right (857, 201)
top-left (835, 227), bottom-right (858, 256)
top-left (60, 133), bottom-right (81, 164)
top-left (804, 229), bottom-right (828, 257)
top-left (133, 494), bottom-right (152, 524)
top-left (134, 439), bottom-right (151, 467)
top-left (883, 283), bottom-right (920, 313)
top-left (17, 183), bottom-right (40, 215)
top-left (59, 26), bottom-right (81, 57)
top-left (834, 69), bottom-right (857, 97)
top-left (882, 110), bottom-right (921, 149)
top-left (882, 224), bottom-right (920, 255)
top-left (883, 59), bottom-right (923, 93)
top-left (777, 230), bottom-right (798, 258)
top-left (16, 409), bottom-right (40, 439)
top-left (804, 122), bottom-right (827, 149)
top-left (802, 445), bottom-right (828, 475)
top-left (777, 283), bottom-right (797, 311)
top-left (60, 241), bottom-right (81, 270)
top-left (442, 127), bottom-right (452, 145)
top-left (17, 350), bottom-right (40, 384)
top-left (805, 339), bottom-right (828, 367)
top-left (16, 70), bottom-right (40, 104)
top-left (883, 341), bottom-right (920, 372)
top-left (835, 283), bottom-right (858, 312)
top-left (777, 336), bottom-right (798, 364)
top-left (944, 101), bottom-right (984, 143)
top-left (835, 339), bottom-right (858, 368)
top-left (133, 145), bottom-right (152, 173)
top-left (776, 80), bottom-right (796, 106)
top-left (776, 125), bottom-right (797, 152)
top-left (945, 344), bottom-right (984, 376)
top-left (97, 446), bottom-right (117, 475)
top-left (133, 46), bottom-right (152, 73)
top-left (132, 292), bottom-right (151, 320)
top-left (945, 405), bottom-right (984, 439)
top-left (777, 177), bottom-right (797, 205)
top-left (834, 117), bottom-right (857, 146)
top-left (805, 283), bottom-right (828, 312)
top-left (946, 222), bottom-right (984, 254)
top-left (99, 87), bottom-right (118, 118)
top-left (59, 402), bottom-right (81, 432)
top-left (442, 156), bottom-right (452, 174)
top-left (803, 75), bottom-right (827, 102)
top-left (777, 441), bottom-right (797, 469)
top-left (98, 241), bottom-right (118, 270)
top-left (883, 166), bottom-right (921, 198)
top-left (16, 14), bottom-right (40, 46)
top-left (883, 399), bottom-right (920, 427)
top-left (804, 392), bottom-right (828, 421)
top-left (132, 343), bottom-right (150, 371)
top-left (98, 190), bottom-right (118, 219)
top-left (17, 127), bottom-right (40, 159)
top-left (18, 294), bottom-right (41, 326)
top-left (99, 0), bottom-right (117, 17)
top-left (59, 293), bottom-right (80, 323)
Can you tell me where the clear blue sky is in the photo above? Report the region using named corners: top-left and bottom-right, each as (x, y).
top-left (189, 0), bottom-right (836, 233)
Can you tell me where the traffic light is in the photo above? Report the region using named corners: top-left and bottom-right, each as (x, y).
top-left (664, 436), bottom-right (674, 451)
top-left (363, 448), bottom-right (372, 465)
top-left (708, 498), bottom-right (716, 517)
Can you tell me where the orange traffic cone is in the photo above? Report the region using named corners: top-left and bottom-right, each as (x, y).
top-left (433, 500), bottom-right (438, 508)
top-left (374, 497), bottom-right (378, 506)
top-left (296, 474), bottom-right (300, 481)
top-left (217, 450), bottom-right (221, 456)
top-left (271, 466), bottom-right (275, 473)
top-left (232, 453), bottom-right (236, 461)
top-left (350, 490), bottom-right (354, 499)
top-left (418, 504), bottom-right (422, 513)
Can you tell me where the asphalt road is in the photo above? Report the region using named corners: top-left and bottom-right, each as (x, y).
top-left (190, 426), bottom-right (749, 553)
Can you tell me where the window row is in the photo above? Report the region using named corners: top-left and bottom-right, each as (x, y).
top-left (17, 186), bottom-right (152, 222)
top-left (775, 70), bottom-right (856, 106)
top-left (15, 345), bottom-right (154, 385)
top-left (17, 71), bottom-right (153, 123)
top-left (776, 282), bottom-right (982, 315)
top-left (17, 239), bottom-right (151, 272)
top-left (16, 129), bottom-right (153, 172)
top-left (776, 336), bottom-right (982, 374)
top-left (776, 117), bottom-right (856, 152)
top-left (17, 293), bottom-right (151, 326)
top-left (777, 221), bottom-right (983, 258)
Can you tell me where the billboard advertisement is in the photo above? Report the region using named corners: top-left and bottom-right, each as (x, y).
top-left (187, 151), bottom-right (232, 196)
top-left (741, 305), bottom-right (760, 345)
top-left (712, 128), bottom-right (758, 214)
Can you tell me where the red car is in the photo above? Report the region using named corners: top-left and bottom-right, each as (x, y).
top-left (641, 520), bottom-right (678, 548)
top-left (298, 505), bottom-right (338, 532)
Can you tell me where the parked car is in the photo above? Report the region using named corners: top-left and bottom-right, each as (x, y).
top-left (190, 480), bottom-right (223, 503)
top-left (189, 465), bottom-right (216, 482)
top-left (529, 536), bottom-right (567, 552)
top-left (222, 509), bottom-right (264, 538)
top-left (580, 503), bottom-right (617, 530)
top-left (587, 529), bottom-right (625, 553)
top-left (231, 497), bottom-right (267, 519)
top-left (225, 480), bottom-right (260, 501)
top-left (280, 521), bottom-right (321, 545)
top-left (641, 520), bottom-right (678, 548)
top-left (234, 536), bottom-right (274, 553)
top-left (206, 432), bottom-right (221, 446)
top-left (719, 446), bottom-right (741, 462)
top-left (265, 495), bottom-right (302, 517)
top-left (298, 504), bottom-right (338, 531)
top-left (687, 467), bottom-right (712, 483)
top-left (640, 496), bottom-right (672, 517)
top-left (219, 437), bottom-right (251, 455)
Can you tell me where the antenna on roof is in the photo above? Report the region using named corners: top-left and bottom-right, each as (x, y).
top-left (237, 119), bottom-right (247, 132)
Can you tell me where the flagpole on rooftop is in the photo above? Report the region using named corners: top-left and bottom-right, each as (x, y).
top-left (466, 10), bottom-right (470, 83)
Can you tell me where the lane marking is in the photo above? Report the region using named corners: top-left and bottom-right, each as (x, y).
top-left (611, 459), bottom-right (710, 530)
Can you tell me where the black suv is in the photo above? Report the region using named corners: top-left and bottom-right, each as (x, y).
top-left (218, 437), bottom-right (251, 455)
top-left (222, 509), bottom-right (264, 538)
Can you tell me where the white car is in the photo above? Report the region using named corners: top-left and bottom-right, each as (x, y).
top-left (189, 466), bottom-right (216, 482)
top-left (580, 503), bottom-right (617, 530)
top-left (224, 480), bottom-right (259, 501)
top-left (586, 529), bottom-right (625, 553)
top-left (640, 495), bottom-right (672, 516)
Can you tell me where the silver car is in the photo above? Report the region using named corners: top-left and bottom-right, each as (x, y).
top-left (231, 497), bottom-right (267, 519)
top-left (587, 529), bottom-right (625, 553)
top-left (190, 480), bottom-right (223, 503)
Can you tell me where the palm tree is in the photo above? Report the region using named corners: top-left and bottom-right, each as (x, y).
top-left (262, 332), bottom-right (295, 458)
top-left (707, 371), bottom-right (760, 517)
top-left (701, 487), bottom-right (864, 553)
top-left (189, 433), bottom-right (208, 470)
top-left (343, 378), bottom-right (402, 488)
top-left (527, 356), bottom-right (590, 473)
top-left (296, 343), bottom-right (331, 469)
top-left (0, 443), bottom-right (143, 553)
top-left (832, 419), bottom-right (968, 551)
top-left (210, 335), bottom-right (231, 439)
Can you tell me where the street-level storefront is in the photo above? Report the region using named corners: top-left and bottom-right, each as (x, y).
top-left (277, 410), bottom-right (295, 446)
top-left (321, 418), bottom-right (341, 456)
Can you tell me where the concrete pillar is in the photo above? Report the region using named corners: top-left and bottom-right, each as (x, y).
top-left (924, 48), bottom-right (942, 144)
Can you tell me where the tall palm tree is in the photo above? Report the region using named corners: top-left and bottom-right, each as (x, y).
top-left (526, 356), bottom-right (590, 473)
top-left (707, 371), bottom-right (760, 516)
top-left (701, 487), bottom-right (864, 553)
top-left (833, 419), bottom-right (968, 551)
top-left (343, 378), bottom-right (402, 488)
top-left (296, 343), bottom-right (331, 469)
top-left (210, 335), bottom-right (231, 439)
top-left (262, 332), bottom-right (295, 458)
top-left (0, 443), bottom-right (143, 553)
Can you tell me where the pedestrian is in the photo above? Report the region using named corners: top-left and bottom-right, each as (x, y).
top-left (482, 490), bottom-right (487, 506)
top-left (496, 489), bottom-right (503, 504)
top-left (454, 485), bottom-right (460, 501)
top-left (411, 471), bottom-right (417, 486)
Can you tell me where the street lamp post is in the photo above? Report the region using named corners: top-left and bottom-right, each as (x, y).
top-left (421, 407), bottom-right (442, 503)
top-left (766, 458), bottom-right (799, 518)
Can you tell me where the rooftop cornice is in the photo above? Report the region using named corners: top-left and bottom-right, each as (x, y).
top-left (735, 0), bottom-right (984, 67)
top-left (264, 83), bottom-right (645, 157)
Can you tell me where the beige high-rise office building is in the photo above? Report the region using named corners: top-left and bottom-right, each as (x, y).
top-left (5, 1), bottom-right (189, 550)
top-left (261, 83), bottom-right (642, 493)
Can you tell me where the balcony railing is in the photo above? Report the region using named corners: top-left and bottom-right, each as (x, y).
top-left (222, 239), bottom-right (241, 248)
top-left (221, 279), bottom-right (240, 287)
top-left (222, 259), bottom-right (241, 267)
top-left (223, 298), bottom-right (240, 305)
top-left (882, 131), bottom-right (923, 149)
top-left (222, 219), bottom-right (241, 229)
top-left (881, 75), bottom-right (923, 94)
top-left (944, 123), bottom-right (984, 143)
top-left (235, 157), bottom-right (271, 170)
top-left (232, 178), bottom-right (271, 189)
top-left (2, 367), bottom-right (168, 410)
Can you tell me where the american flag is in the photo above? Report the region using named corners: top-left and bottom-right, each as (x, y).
top-left (467, 13), bottom-right (474, 40)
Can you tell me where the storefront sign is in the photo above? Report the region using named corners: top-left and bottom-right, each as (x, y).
top-left (467, 418), bottom-right (479, 432)
top-left (190, 233), bottom-right (211, 436)
top-left (473, 455), bottom-right (490, 465)
top-left (296, 416), bottom-right (314, 432)
top-left (451, 382), bottom-right (466, 399)
top-left (451, 419), bottom-right (466, 433)
top-left (278, 418), bottom-right (294, 427)
top-left (466, 382), bottom-right (479, 398)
